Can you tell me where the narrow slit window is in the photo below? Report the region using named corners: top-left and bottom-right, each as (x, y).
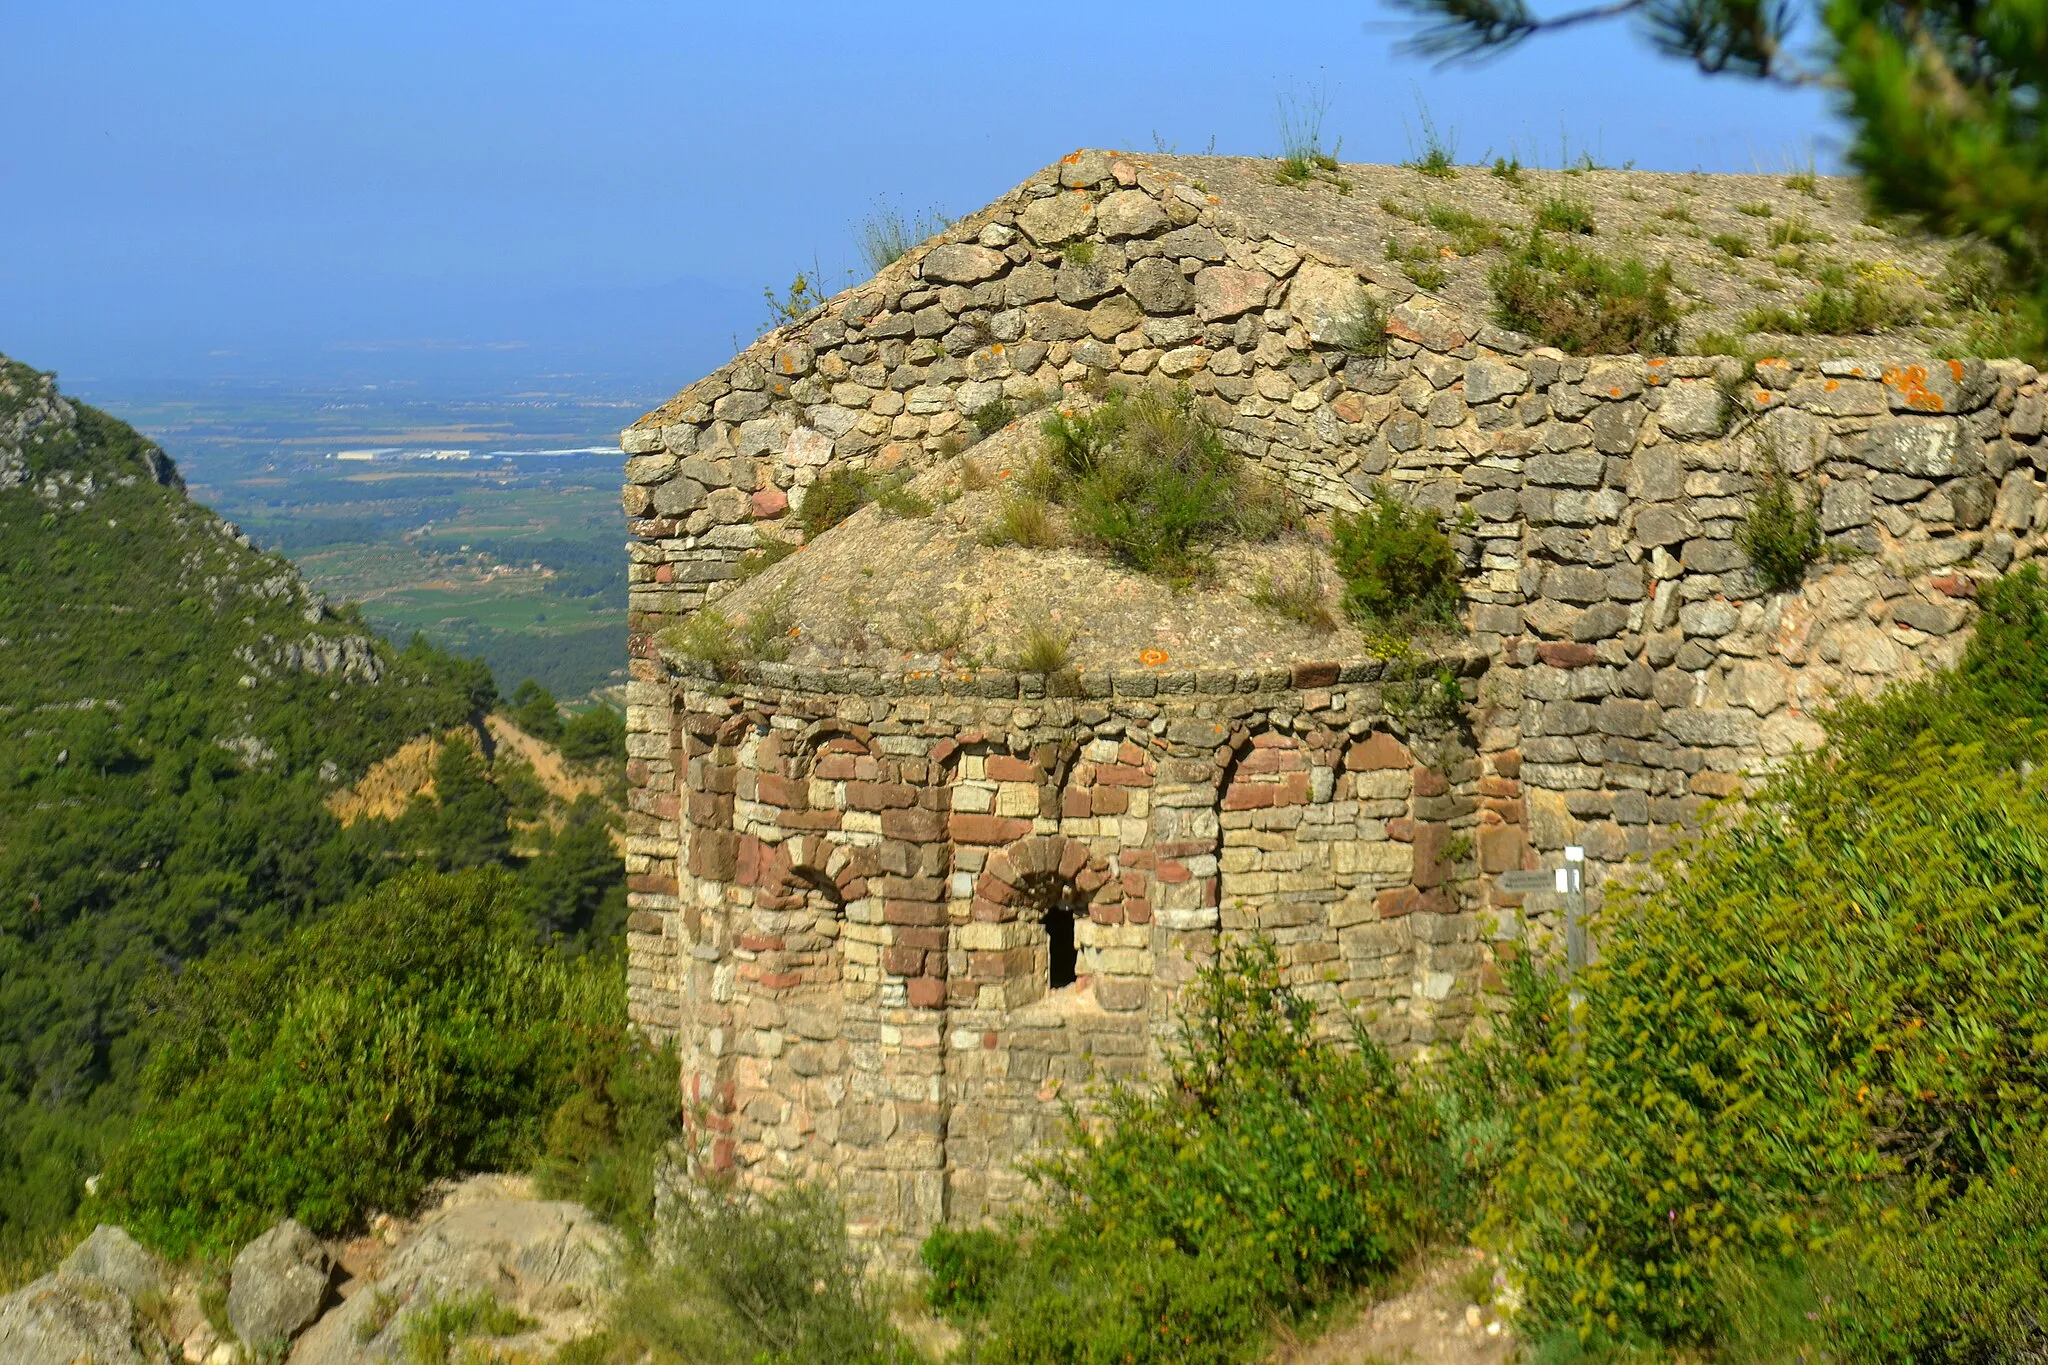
top-left (1047, 902), bottom-right (1078, 989)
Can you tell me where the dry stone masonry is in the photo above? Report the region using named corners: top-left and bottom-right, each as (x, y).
top-left (619, 150), bottom-right (2048, 1242)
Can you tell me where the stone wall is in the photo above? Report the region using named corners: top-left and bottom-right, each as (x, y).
top-left (631, 657), bottom-right (1490, 1236)
top-left (620, 148), bottom-right (2048, 1241)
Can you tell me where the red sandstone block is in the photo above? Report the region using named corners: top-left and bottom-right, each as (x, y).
top-left (1125, 898), bottom-right (1153, 924)
top-left (1118, 740), bottom-right (1146, 765)
top-left (882, 808), bottom-right (946, 841)
top-left (756, 773), bottom-right (802, 807)
top-left (1250, 732), bottom-right (1291, 748)
top-left (651, 794), bottom-right (679, 821)
top-left (1121, 870), bottom-right (1148, 896)
top-left (626, 759), bottom-right (651, 786)
top-left (1412, 767), bottom-right (1450, 798)
top-left (1094, 764), bottom-right (1152, 788)
top-left (986, 755), bottom-right (1038, 782)
top-left (1478, 775), bottom-right (1520, 799)
top-left (882, 946), bottom-right (925, 975)
top-left (1932, 574), bottom-right (1977, 599)
top-left (1386, 817), bottom-right (1416, 842)
top-left (1063, 788), bottom-right (1092, 818)
top-left (950, 814), bottom-right (1032, 844)
top-left (967, 950), bottom-right (1010, 979)
top-left (1089, 902), bottom-right (1124, 925)
top-left (734, 836), bottom-right (763, 886)
top-left (686, 793), bottom-right (726, 825)
top-left (1058, 840), bottom-right (1089, 879)
top-left (884, 899), bottom-right (946, 927)
top-left (780, 810), bottom-right (845, 833)
top-left (1291, 661), bottom-right (1340, 688)
top-left (1275, 772), bottom-right (1311, 805)
top-left (1155, 840), bottom-right (1210, 859)
top-left (906, 976), bottom-right (947, 1008)
top-left (814, 755), bottom-right (857, 780)
top-left (1482, 798), bottom-right (1523, 825)
top-left (1479, 824), bottom-right (1528, 873)
top-left (1222, 784), bottom-right (1274, 811)
top-left (757, 971), bottom-right (802, 991)
top-left (896, 927), bottom-right (947, 950)
top-left (1122, 849), bottom-right (1157, 871)
top-left (700, 766), bottom-right (738, 795)
top-left (1375, 887), bottom-right (1447, 919)
top-left (1076, 866), bottom-right (1107, 893)
top-left (1538, 642), bottom-right (1598, 668)
top-left (846, 781), bottom-right (915, 811)
top-left (1155, 860), bottom-right (1191, 884)
top-left (983, 1031), bottom-right (999, 1049)
top-left (820, 736), bottom-right (867, 755)
top-left (1412, 824), bottom-right (1449, 888)
top-left (1347, 732), bottom-right (1410, 771)
top-left (1091, 786), bottom-right (1129, 816)
top-left (930, 738), bottom-right (959, 765)
top-left (948, 980), bottom-right (979, 1006)
top-left (737, 933), bottom-right (784, 953)
top-left (971, 895), bottom-right (1011, 922)
top-left (1240, 747), bottom-right (1307, 774)
top-left (852, 757), bottom-right (885, 782)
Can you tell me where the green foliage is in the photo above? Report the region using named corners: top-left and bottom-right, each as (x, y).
top-left (921, 1227), bottom-right (1016, 1319)
top-left (535, 1029), bottom-right (681, 1241)
top-left (1734, 453), bottom-right (1822, 591)
top-left (1766, 214), bottom-right (1830, 247)
top-left (558, 704), bottom-right (627, 765)
top-left (507, 679), bottom-right (564, 742)
top-left (868, 471), bottom-right (932, 519)
top-left (1709, 232), bottom-right (1752, 257)
top-left (937, 940), bottom-right (1450, 1363)
top-left (1335, 290), bottom-right (1391, 359)
top-left (1274, 83), bottom-right (1344, 187)
top-left (1491, 154), bottom-right (1525, 182)
top-left (761, 269), bottom-right (829, 331)
top-left (99, 868), bottom-right (628, 1254)
top-left (1534, 195), bottom-right (1596, 235)
top-left (399, 1289), bottom-right (534, 1365)
top-left (519, 794), bottom-right (627, 953)
top-left (0, 358), bottom-right (495, 1255)
top-left (1488, 567), bottom-right (2048, 1349)
top-left (969, 396), bottom-right (1019, 438)
top-left (798, 465), bottom-right (870, 539)
top-left (1405, 96), bottom-right (1459, 178)
top-left (856, 201), bottom-right (950, 275)
top-left (980, 490), bottom-right (1060, 550)
top-left (1038, 384), bottom-right (1288, 582)
top-left (1249, 565), bottom-right (1340, 632)
top-left (1490, 232), bottom-right (1679, 354)
top-left (1742, 262), bottom-right (1920, 336)
top-left (576, 1182), bottom-right (916, 1365)
top-left (1331, 485), bottom-right (1466, 626)
top-left (1061, 238), bottom-right (1097, 267)
top-left (1423, 202), bottom-right (1500, 254)
top-left (1007, 617), bottom-right (1074, 673)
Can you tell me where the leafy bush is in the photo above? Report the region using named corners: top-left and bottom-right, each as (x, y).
top-left (1331, 485), bottom-right (1465, 626)
top-left (568, 1182), bottom-right (915, 1365)
top-left (507, 678), bottom-right (565, 742)
top-left (969, 396), bottom-right (1019, 438)
top-left (1490, 232), bottom-right (1679, 354)
top-left (1038, 385), bottom-right (1287, 582)
top-left (1735, 453), bottom-right (1822, 591)
top-left (936, 940), bottom-right (1450, 1363)
top-left (99, 868), bottom-right (628, 1254)
top-left (1534, 195), bottom-right (1596, 234)
top-left (798, 466), bottom-right (870, 539)
top-left (558, 704), bottom-right (626, 764)
top-left (1488, 568), bottom-right (2048, 1349)
top-left (981, 490), bottom-right (1060, 549)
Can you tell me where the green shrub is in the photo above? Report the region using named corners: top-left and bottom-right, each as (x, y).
top-left (1007, 617), bottom-right (1074, 673)
top-left (798, 466), bottom-right (869, 538)
top-left (557, 704), bottom-right (626, 764)
top-left (1249, 565), bottom-right (1340, 632)
top-left (1490, 232), bottom-right (1679, 354)
top-left (1709, 232), bottom-right (1752, 257)
top-left (534, 1030), bottom-right (681, 1241)
top-left (969, 396), bottom-right (1019, 438)
top-left (582, 1182), bottom-right (915, 1365)
top-left (100, 868), bottom-right (628, 1254)
top-left (980, 490), bottom-right (1060, 549)
top-left (399, 1289), bottom-right (533, 1365)
top-left (1424, 202), bottom-right (1499, 254)
top-left (856, 202), bottom-right (949, 275)
top-left (1334, 290), bottom-right (1390, 359)
top-left (1037, 385), bottom-right (1287, 582)
top-left (1534, 196), bottom-right (1596, 234)
top-left (921, 1227), bottom-right (1016, 1319)
top-left (731, 537), bottom-right (797, 584)
top-left (507, 678), bottom-right (564, 742)
top-left (1735, 454), bottom-right (1821, 591)
top-left (1489, 570), bottom-right (2048, 1348)
top-left (1331, 486), bottom-right (1465, 626)
top-left (944, 939), bottom-right (1449, 1363)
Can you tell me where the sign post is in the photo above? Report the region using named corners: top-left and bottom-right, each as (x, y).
top-left (1495, 848), bottom-right (1589, 982)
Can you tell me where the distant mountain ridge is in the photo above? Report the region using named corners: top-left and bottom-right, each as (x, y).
top-left (0, 352), bottom-right (495, 1252)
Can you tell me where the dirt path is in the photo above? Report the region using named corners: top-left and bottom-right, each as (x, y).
top-left (1275, 1251), bottom-right (1515, 1365)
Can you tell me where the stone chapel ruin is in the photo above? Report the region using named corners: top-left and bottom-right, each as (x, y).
top-left (617, 149), bottom-right (2048, 1241)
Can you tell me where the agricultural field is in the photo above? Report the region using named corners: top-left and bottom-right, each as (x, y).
top-left (77, 377), bottom-right (648, 701)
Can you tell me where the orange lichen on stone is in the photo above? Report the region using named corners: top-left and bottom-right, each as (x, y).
top-left (1139, 648), bottom-right (1169, 666)
top-left (1882, 363), bottom-right (1946, 412)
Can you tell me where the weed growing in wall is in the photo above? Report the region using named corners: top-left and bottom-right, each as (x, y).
top-left (1334, 289), bottom-right (1390, 359)
top-left (1735, 449), bottom-right (1822, 592)
top-left (1249, 563), bottom-right (1340, 632)
top-left (761, 268), bottom-right (830, 332)
top-left (1273, 82), bottom-right (1344, 188)
top-left (854, 201), bottom-right (950, 275)
top-left (798, 466), bottom-right (869, 539)
top-left (1533, 195), bottom-right (1596, 235)
top-left (1489, 231), bottom-right (1679, 354)
top-left (1036, 384), bottom-right (1288, 583)
top-left (1331, 485), bottom-right (1466, 627)
top-left (1404, 95), bottom-right (1458, 178)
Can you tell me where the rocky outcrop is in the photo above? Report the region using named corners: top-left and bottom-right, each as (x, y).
top-left (291, 1175), bottom-right (618, 1364)
top-left (230, 1218), bottom-right (336, 1353)
top-left (58, 1224), bottom-right (164, 1304)
top-left (0, 1270), bottom-right (159, 1365)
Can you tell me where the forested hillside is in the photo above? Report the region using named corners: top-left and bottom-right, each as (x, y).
top-left (0, 354), bottom-right (625, 1260)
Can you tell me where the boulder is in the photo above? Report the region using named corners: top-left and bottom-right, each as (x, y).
top-left (59, 1224), bottom-right (162, 1303)
top-left (0, 1271), bottom-right (149, 1365)
top-left (291, 1178), bottom-right (619, 1365)
top-left (230, 1219), bottom-right (334, 1352)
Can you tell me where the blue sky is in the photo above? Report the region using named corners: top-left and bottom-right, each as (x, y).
top-left (2, 1), bottom-right (1839, 399)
